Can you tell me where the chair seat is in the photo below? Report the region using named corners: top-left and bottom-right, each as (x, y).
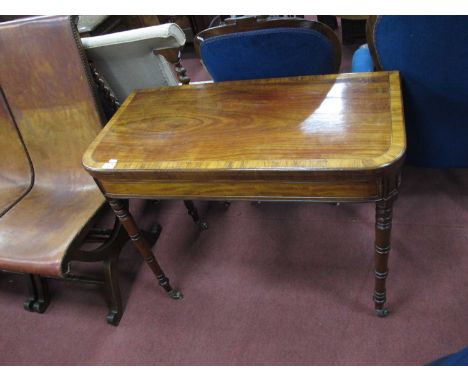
top-left (0, 177), bottom-right (30, 216)
top-left (0, 185), bottom-right (104, 277)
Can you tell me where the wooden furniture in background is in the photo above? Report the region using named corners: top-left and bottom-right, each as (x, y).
top-left (0, 15), bottom-right (135, 325)
top-left (83, 71), bottom-right (406, 317)
top-left (194, 16), bottom-right (341, 82)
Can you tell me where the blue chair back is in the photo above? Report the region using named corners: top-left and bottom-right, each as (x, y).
top-left (195, 17), bottom-right (341, 82)
top-left (369, 16), bottom-right (468, 167)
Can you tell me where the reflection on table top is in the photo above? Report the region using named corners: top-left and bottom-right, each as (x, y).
top-left (83, 71), bottom-right (405, 176)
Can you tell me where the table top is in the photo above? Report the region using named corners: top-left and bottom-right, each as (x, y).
top-left (83, 71), bottom-right (405, 179)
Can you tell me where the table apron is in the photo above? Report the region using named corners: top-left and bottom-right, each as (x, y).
top-left (98, 178), bottom-right (382, 201)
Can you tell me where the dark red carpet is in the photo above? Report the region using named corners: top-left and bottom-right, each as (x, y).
top-left (1, 166), bottom-right (468, 365)
top-left (1, 17), bottom-right (466, 366)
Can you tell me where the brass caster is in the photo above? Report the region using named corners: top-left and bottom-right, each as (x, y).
top-left (168, 289), bottom-right (183, 300)
top-left (24, 298), bottom-right (35, 312)
top-left (375, 307), bottom-right (390, 317)
top-left (106, 311), bottom-right (121, 326)
top-left (198, 221), bottom-right (208, 230)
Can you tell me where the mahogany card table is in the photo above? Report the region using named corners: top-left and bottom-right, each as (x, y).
top-left (83, 71), bottom-right (405, 316)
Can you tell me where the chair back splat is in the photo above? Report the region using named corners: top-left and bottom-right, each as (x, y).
top-left (195, 16), bottom-right (342, 82)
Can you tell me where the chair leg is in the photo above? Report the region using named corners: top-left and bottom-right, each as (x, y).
top-left (103, 256), bottom-right (123, 326)
top-left (183, 200), bottom-right (208, 230)
top-left (24, 274), bottom-right (37, 312)
top-left (24, 274), bottom-right (50, 314)
top-left (33, 275), bottom-right (50, 313)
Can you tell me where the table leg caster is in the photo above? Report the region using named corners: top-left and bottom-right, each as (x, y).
top-left (167, 289), bottom-right (184, 300)
top-left (375, 307), bottom-right (390, 317)
top-left (106, 310), bottom-right (122, 326)
top-left (183, 200), bottom-right (208, 230)
top-left (198, 221), bottom-right (208, 230)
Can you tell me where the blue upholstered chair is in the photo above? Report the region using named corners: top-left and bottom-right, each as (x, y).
top-left (194, 16), bottom-right (341, 82)
top-left (352, 16), bottom-right (468, 167)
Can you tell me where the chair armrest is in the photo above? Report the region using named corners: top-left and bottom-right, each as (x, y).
top-left (77, 15), bottom-right (109, 34)
top-left (81, 23), bottom-right (186, 50)
top-left (81, 23), bottom-right (187, 100)
top-left (351, 44), bottom-right (374, 72)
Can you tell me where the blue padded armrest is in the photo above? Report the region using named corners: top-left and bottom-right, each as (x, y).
top-left (351, 44), bottom-right (374, 72)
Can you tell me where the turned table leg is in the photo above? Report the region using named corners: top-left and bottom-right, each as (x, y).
top-left (183, 200), bottom-right (208, 230)
top-left (374, 197), bottom-right (396, 317)
top-left (108, 198), bottom-right (183, 300)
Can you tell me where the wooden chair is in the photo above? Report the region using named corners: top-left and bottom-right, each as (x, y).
top-left (0, 15), bottom-right (141, 325)
top-left (194, 16), bottom-right (341, 82)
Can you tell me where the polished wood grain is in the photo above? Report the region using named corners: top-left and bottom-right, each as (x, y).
top-left (194, 16), bottom-right (342, 74)
top-left (84, 72), bottom-right (405, 202)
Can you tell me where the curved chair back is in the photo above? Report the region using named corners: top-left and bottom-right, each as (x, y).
top-left (0, 15), bottom-right (105, 276)
top-left (195, 16), bottom-right (341, 82)
top-left (81, 24), bottom-right (186, 102)
top-left (367, 16), bottom-right (468, 167)
top-left (0, 90), bottom-right (33, 216)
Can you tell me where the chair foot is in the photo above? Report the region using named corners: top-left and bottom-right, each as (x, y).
top-left (375, 307), bottom-right (390, 317)
top-left (23, 298), bottom-right (35, 312)
top-left (33, 299), bottom-right (49, 314)
top-left (24, 274), bottom-right (50, 314)
top-left (103, 256), bottom-right (123, 326)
